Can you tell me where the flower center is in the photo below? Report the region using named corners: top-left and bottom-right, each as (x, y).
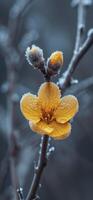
top-left (41, 109), bottom-right (54, 123)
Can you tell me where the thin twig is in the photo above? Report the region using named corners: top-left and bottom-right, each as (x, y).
top-left (58, 0), bottom-right (87, 90)
top-left (26, 135), bottom-right (49, 200)
top-left (75, 0), bottom-right (86, 52)
top-left (8, 0), bottom-right (34, 44)
top-left (58, 29), bottom-right (93, 90)
top-left (6, 54), bottom-right (20, 200)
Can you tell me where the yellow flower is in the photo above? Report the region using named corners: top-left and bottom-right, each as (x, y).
top-left (20, 82), bottom-right (79, 140)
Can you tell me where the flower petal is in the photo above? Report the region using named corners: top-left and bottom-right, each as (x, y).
top-left (38, 82), bottom-right (61, 111)
top-left (54, 95), bottom-right (79, 123)
top-left (20, 93), bottom-right (41, 123)
top-left (29, 120), bottom-right (54, 135)
top-left (49, 121), bottom-right (71, 140)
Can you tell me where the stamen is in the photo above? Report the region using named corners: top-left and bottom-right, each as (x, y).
top-left (41, 108), bottom-right (55, 123)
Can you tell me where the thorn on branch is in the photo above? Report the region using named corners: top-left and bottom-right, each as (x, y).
top-left (68, 76), bottom-right (93, 95)
top-left (17, 187), bottom-right (24, 200)
top-left (47, 146), bottom-right (55, 159)
top-left (71, 78), bottom-right (79, 85)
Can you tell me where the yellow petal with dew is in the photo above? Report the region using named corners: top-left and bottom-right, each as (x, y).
top-left (20, 93), bottom-right (41, 123)
top-left (54, 95), bottom-right (79, 123)
top-left (38, 82), bottom-right (61, 111)
top-left (49, 121), bottom-right (71, 140)
top-left (29, 120), bottom-right (54, 135)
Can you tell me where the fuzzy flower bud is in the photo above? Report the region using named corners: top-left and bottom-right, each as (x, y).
top-left (25, 45), bottom-right (45, 70)
top-left (47, 51), bottom-right (63, 76)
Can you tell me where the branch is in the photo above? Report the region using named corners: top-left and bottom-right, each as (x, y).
top-left (6, 58), bottom-right (20, 200)
top-left (58, 29), bottom-right (93, 90)
top-left (2, 24), bottom-right (20, 199)
top-left (58, 0), bottom-right (88, 90)
top-left (74, 0), bottom-right (87, 52)
top-left (26, 135), bottom-right (49, 200)
top-left (8, 0), bottom-right (34, 44)
top-left (25, 1), bottom-right (93, 200)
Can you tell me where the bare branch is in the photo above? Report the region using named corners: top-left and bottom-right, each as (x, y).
top-left (25, 2), bottom-right (93, 200)
top-left (58, 0), bottom-right (88, 90)
top-left (4, 35), bottom-right (20, 200)
top-left (57, 0), bottom-right (93, 90)
top-left (8, 0), bottom-right (34, 44)
top-left (74, 1), bottom-right (87, 52)
top-left (58, 29), bottom-right (93, 90)
top-left (26, 135), bottom-right (49, 200)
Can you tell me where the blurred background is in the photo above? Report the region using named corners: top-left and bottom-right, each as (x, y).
top-left (0, 0), bottom-right (93, 199)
